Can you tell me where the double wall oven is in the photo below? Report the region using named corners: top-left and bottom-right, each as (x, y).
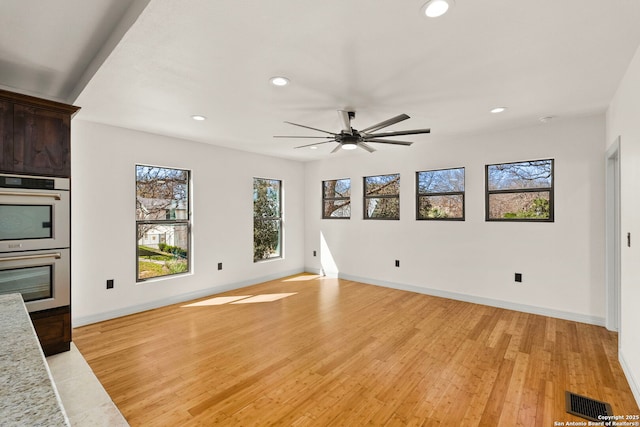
top-left (0, 173), bottom-right (70, 312)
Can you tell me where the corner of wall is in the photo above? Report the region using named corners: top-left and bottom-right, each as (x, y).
top-left (619, 350), bottom-right (640, 407)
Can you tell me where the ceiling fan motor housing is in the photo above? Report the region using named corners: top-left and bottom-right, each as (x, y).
top-left (338, 133), bottom-right (360, 143)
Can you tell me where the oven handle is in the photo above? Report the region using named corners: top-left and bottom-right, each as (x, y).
top-left (0, 191), bottom-right (62, 200)
top-left (0, 252), bottom-right (62, 262)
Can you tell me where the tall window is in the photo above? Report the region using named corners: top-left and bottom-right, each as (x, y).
top-left (136, 165), bottom-right (190, 281)
top-left (322, 178), bottom-right (351, 219)
top-left (486, 159), bottom-right (554, 221)
top-left (253, 178), bottom-right (282, 261)
top-left (364, 174), bottom-right (400, 220)
top-left (416, 167), bottom-right (465, 220)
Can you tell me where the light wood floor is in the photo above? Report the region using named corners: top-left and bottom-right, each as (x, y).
top-left (73, 274), bottom-right (639, 426)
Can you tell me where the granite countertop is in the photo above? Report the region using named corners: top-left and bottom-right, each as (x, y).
top-left (0, 294), bottom-right (69, 426)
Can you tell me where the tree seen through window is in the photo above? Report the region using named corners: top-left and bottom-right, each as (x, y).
top-left (364, 174), bottom-right (400, 220)
top-left (417, 168), bottom-right (465, 220)
top-left (323, 179), bottom-right (351, 218)
top-left (253, 178), bottom-right (282, 261)
top-left (486, 159), bottom-right (553, 221)
top-left (136, 165), bottom-right (190, 280)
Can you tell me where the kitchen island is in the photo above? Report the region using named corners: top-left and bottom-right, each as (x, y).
top-left (0, 293), bottom-right (69, 426)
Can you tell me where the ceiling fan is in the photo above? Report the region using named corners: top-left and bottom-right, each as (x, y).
top-left (274, 110), bottom-right (431, 153)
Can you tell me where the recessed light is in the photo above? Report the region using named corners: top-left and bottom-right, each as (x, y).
top-left (191, 115), bottom-right (206, 121)
top-left (270, 76), bottom-right (289, 86)
top-left (310, 146), bottom-right (318, 150)
top-left (422, 0), bottom-right (453, 18)
top-left (490, 107), bottom-right (507, 114)
top-left (539, 116), bottom-right (555, 123)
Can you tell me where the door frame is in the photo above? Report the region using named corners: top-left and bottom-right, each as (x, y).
top-left (605, 136), bottom-right (621, 333)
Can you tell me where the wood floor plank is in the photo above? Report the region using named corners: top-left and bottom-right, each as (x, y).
top-left (73, 274), bottom-right (640, 426)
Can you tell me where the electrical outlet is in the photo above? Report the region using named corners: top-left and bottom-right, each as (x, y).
top-left (515, 273), bottom-right (522, 283)
top-left (313, 250), bottom-right (317, 257)
top-left (395, 260), bottom-right (400, 267)
top-left (106, 279), bottom-right (114, 289)
top-left (218, 262), bottom-right (222, 270)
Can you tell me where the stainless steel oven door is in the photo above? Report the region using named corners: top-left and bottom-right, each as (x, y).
top-left (0, 185), bottom-right (70, 252)
top-left (0, 249), bottom-right (70, 312)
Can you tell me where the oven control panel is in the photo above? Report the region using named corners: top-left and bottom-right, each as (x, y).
top-left (0, 175), bottom-right (55, 190)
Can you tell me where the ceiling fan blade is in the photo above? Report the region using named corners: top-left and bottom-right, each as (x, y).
top-left (364, 138), bottom-right (413, 146)
top-left (274, 135), bottom-right (335, 139)
top-left (366, 128), bottom-right (431, 138)
top-left (330, 144), bottom-right (342, 154)
top-left (338, 110), bottom-right (352, 133)
top-left (358, 142), bottom-right (376, 153)
top-left (360, 114), bottom-right (410, 133)
top-left (294, 140), bottom-right (337, 149)
top-left (284, 121), bottom-right (337, 136)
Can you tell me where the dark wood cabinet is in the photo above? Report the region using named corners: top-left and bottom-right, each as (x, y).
top-left (0, 89), bottom-right (79, 178)
top-left (0, 100), bottom-right (13, 171)
top-left (13, 104), bottom-right (72, 177)
top-left (30, 306), bottom-right (71, 356)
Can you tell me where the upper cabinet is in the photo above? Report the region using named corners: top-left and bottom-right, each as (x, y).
top-left (0, 89), bottom-right (80, 177)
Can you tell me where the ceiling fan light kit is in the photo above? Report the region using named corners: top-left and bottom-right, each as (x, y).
top-left (422, 0), bottom-right (453, 18)
top-left (274, 110), bottom-right (430, 154)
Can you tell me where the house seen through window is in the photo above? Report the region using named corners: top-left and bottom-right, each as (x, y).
top-left (136, 165), bottom-right (190, 281)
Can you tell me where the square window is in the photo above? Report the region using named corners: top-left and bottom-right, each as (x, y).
top-left (364, 174), bottom-right (400, 220)
top-left (322, 179), bottom-right (351, 219)
top-left (416, 168), bottom-right (465, 220)
top-left (485, 159), bottom-right (554, 221)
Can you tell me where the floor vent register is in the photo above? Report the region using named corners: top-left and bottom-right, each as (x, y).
top-left (565, 391), bottom-right (613, 422)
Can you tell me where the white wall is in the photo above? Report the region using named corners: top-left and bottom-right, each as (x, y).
top-left (606, 42), bottom-right (640, 404)
top-left (71, 120), bottom-right (305, 326)
top-left (305, 115), bottom-right (606, 324)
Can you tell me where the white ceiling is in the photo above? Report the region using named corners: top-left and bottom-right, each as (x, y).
top-left (2, 0), bottom-right (640, 161)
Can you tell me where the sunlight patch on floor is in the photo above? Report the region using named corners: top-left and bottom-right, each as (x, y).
top-left (181, 293), bottom-right (297, 307)
top-left (182, 296), bottom-right (252, 307)
top-left (231, 293), bottom-right (297, 304)
top-left (283, 275), bottom-right (321, 282)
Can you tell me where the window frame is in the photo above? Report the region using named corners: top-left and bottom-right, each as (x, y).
top-left (322, 178), bottom-right (351, 219)
top-left (253, 177), bottom-right (283, 262)
top-left (135, 164), bottom-right (191, 282)
top-left (485, 158), bottom-right (554, 222)
top-left (363, 173), bottom-right (400, 220)
top-left (416, 167), bottom-right (465, 221)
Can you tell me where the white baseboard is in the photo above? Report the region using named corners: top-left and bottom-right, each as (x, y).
top-left (619, 351), bottom-right (640, 407)
top-left (337, 273), bottom-right (606, 327)
top-left (75, 268), bottom-right (606, 328)
top-left (72, 268), bottom-right (305, 327)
